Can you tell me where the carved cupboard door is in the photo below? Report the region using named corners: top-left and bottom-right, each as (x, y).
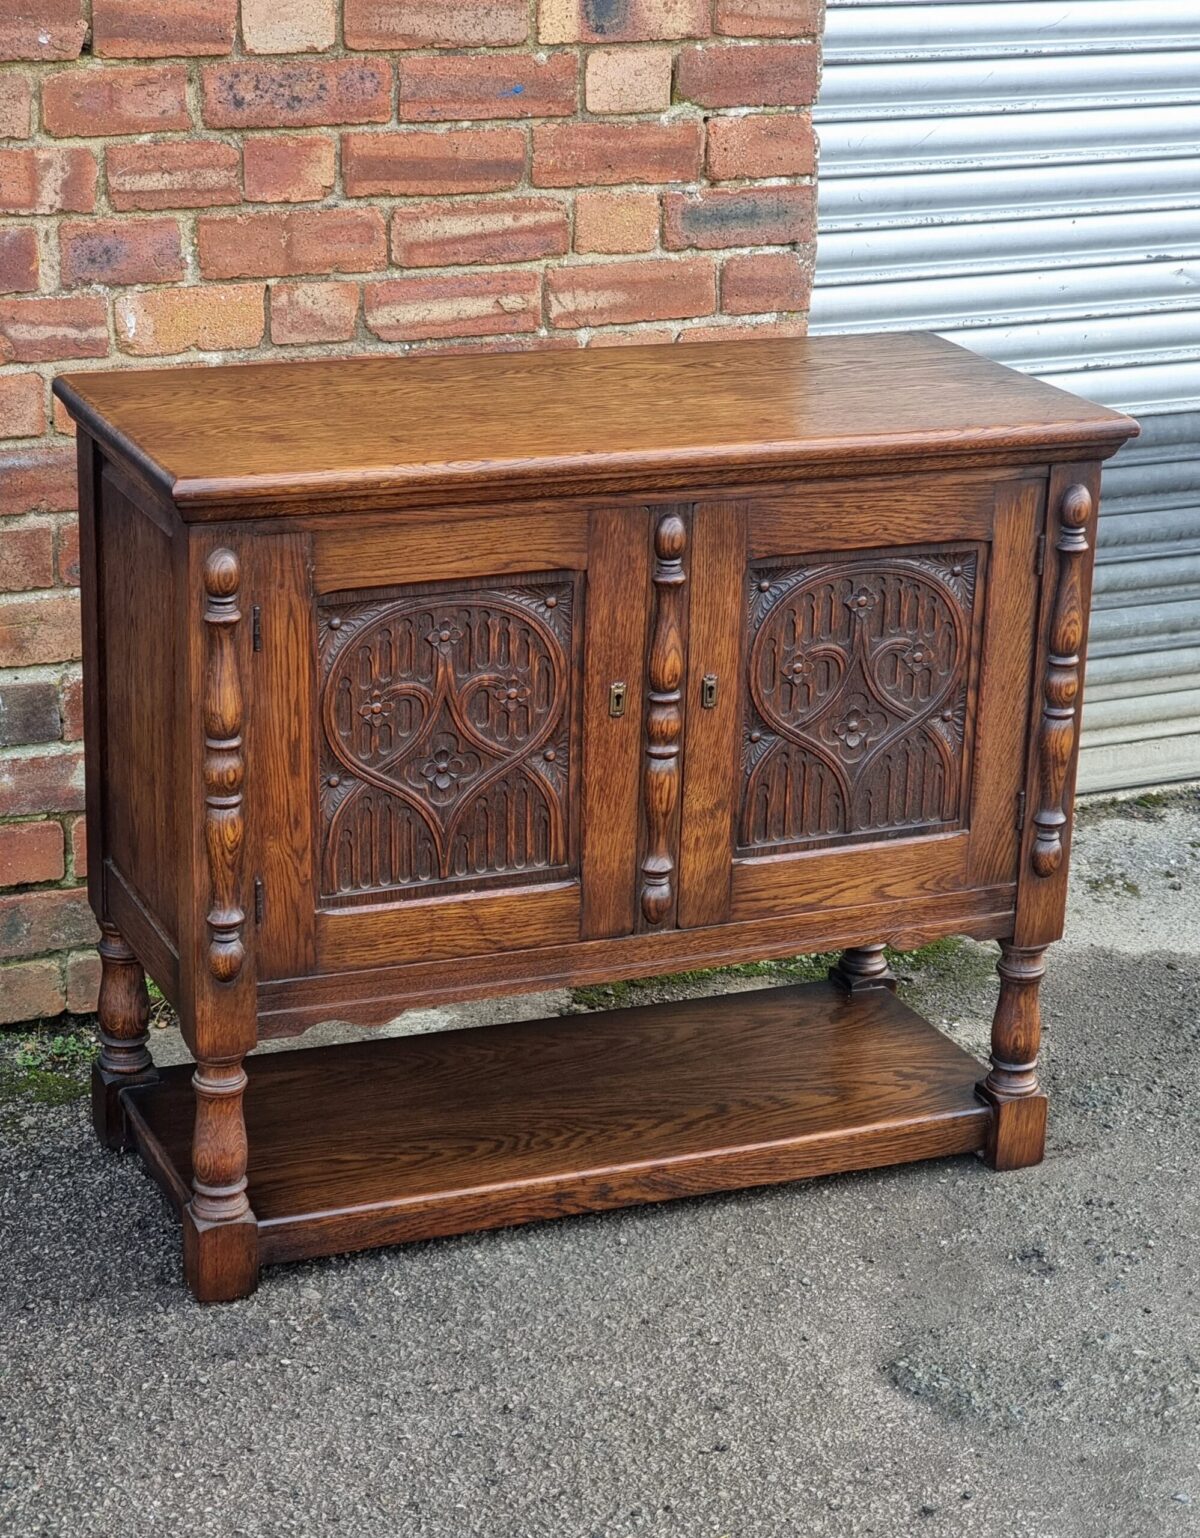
top-left (676, 473), bottom-right (1047, 933)
top-left (246, 505), bottom-right (652, 980)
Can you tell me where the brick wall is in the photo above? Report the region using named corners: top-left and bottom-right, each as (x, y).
top-left (0, 0), bottom-right (823, 1025)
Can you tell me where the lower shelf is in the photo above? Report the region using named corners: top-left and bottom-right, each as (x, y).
top-left (122, 980), bottom-right (992, 1268)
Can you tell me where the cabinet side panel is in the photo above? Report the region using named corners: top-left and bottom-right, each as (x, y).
top-left (99, 467), bottom-right (178, 943)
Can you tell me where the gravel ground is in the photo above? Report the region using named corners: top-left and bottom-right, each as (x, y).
top-left (2, 792), bottom-right (1198, 1538)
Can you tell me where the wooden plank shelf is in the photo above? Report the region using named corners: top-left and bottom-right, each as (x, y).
top-left (122, 981), bottom-right (992, 1272)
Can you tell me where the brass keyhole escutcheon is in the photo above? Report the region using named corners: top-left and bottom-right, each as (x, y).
top-left (701, 674), bottom-right (718, 709)
top-left (609, 681), bottom-right (627, 717)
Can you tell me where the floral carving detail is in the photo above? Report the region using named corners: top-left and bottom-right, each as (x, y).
top-left (901, 640), bottom-right (935, 676)
top-left (426, 619), bottom-right (463, 651)
top-left (421, 737), bottom-right (475, 800)
top-left (832, 701), bottom-right (884, 752)
top-left (490, 677), bottom-right (532, 710)
top-left (845, 586), bottom-right (877, 615)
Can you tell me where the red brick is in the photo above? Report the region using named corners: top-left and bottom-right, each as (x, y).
top-left (0, 590), bottom-right (81, 666)
top-left (586, 324), bottom-right (676, 346)
top-left (0, 146), bottom-right (97, 214)
top-left (270, 280), bottom-right (359, 344)
top-left (0, 749), bottom-right (85, 817)
top-left (56, 521), bottom-right (79, 585)
top-left (0, 228), bottom-right (38, 293)
top-left (574, 188), bottom-right (659, 253)
top-left (585, 47), bottom-right (673, 113)
top-left (115, 283), bottom-right (265, 356)
top-left (343, 129), bottom-right (525, 196)
top-left (0, 958), bottom-right (64, 1025)
top-left (721, 249), bottom-right (811, 314)
top-left (664, 184), bottom-right (814, 249)
top-left (60, 218), bottom-right (184, 288)
top-left (92, 0), bottom-right (237, 57)
top-left (0, 525), bottom-right (54, 590)
top-left (547, 255), bottom-right (716, 327)
top-left (682, 316), bottom-right (805, 343)
top-left (65, 946), bottom-right (99, 1013)
top-left (398, 54), bottom-right (577, 123)
top-left (0, 375), bottom-right (45, 438)
top-left (242, 0), bottom-right (336, 54)
top-left (0, 446), bottom-right (77, 514)
top-left (365, 270), bottom-right (542, 343)
top-left (0, 820), bottom-right (65, 886)
top-left (60, 670), bottom-right (83, 740)
top-left (69, 814), bottom-right (86, 877)
top-left (202, 59), bottom-right (392, 130)
top-left (244, 135), bottom-right (336, 203)
top-left (0, 681), bottom-right (61, 747)
top-left (676, 42), bottom-right (819, 107)
top-left (0, 1), bottom-right (86, 62)
top-left (107, 140), bottom-right (240, 211)
top-left (391, 196), bottom-right (569, 267)
top-left (42, 66), bottom-right (191, 138)
top-left (0, 76), bottom-right (34, 138)
top-left (715, 0), bottom-right (822, 34)
top-left (0, 297), bottom-right (108, 363)
top-left (198, 208), bottom-right (386, 279)
top-left (0, 884), bottom-right (97, 960)
top-left (533, 121), bottom-right (702, 187)
top-left (539, 0), bottom-right (708, 43)
top-left (345, 0), bottom-right (528, 50)
top-left (706, 112), bottom-right (815, 180)
top-left (52, 396), bottom-right (76, 436)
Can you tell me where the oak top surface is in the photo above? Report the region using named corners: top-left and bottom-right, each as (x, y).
top-left (55, 332), bottom-right (1137, 512)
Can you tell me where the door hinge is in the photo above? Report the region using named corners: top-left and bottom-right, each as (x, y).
top-left (1034, 534), bottom-right (1046, 577)
top-left (251, 604), bottom-right (263, 652)
top-left (1015, 790), bottom-right (1027, 832)
top-left (254, 876), bottom-right (264, 926)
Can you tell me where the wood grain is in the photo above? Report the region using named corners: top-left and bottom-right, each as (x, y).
top-left (640, 509), bottom-right (689, 927)
top-left (201, 549), bottom-right (246, 984)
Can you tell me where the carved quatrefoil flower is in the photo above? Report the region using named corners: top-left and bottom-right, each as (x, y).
top-left (833, 703), bottom-right (884, 751)
top-left (422, 742), bottom-right (471, 797)
top-left (490, 677), bottom-right (532, 710)
top-left (425, 619), bottom-right (463, 651)
top-left (901, 640), bottom-right (935, 676)
top-left (845, 586), bottom-right (877, 615)
top-left (358, 688), bottom-right (394, 723)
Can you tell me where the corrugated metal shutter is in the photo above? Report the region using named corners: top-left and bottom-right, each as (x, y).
top-left (809, 0), bottom-right (1200, 791)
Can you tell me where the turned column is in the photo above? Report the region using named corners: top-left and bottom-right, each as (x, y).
top-left (92, 923), bottom-right (155, 1150)
top-left (977, 941), bottom-right (1048, 1170)
top-left (829, 943), bottom-right (897, 992)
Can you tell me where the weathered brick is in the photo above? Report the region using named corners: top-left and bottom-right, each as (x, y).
top-left (0, 681), bottom-right (62, 748)
top-left (0, 820), bottom-right (65, 886)
top-left (0, 297), bottom-right (108, 363)
top-left (198, 208), bottom-right (386, 279)
top-left (533, 121), bottom-right (702, 187)
top-left (547, 255), bottom-right (715, 327)
top-left (115, 283), bottom-right (266, 356)
top-left (202, 59), bottom-right (392, 130)
top-left (56, 521), bottom-right (80, 585)
top-left (721, 249), bottom-right (811, 314)
top-left (587, 324), bottom-right (676, 346)
top-left (65, 946), bottom-right (100, 1013)
top-left (391, 196), bottom-right (569, 267)
top-left (676, 42), bottom-right (819, 107)
top-left (0, 227), bottom-right (38, 294)
top-left (68, 815), bottom-right (87, 877)
top-left (0, 749), bottom-right (85, 816)
top-left (0, 958), bottom-right (64, 1025)
top-left (107, 139), bottom-right (241, 211)
top-left (0, 446), bottom-right (77, 514)
top-left (60, 670), bottom-right (83, 740)
top-left (574, 188), bottom-right (659, 253)
top-left (92, 0), bottom-right (237, 57)
top-left (0, 524), bottom-right (54, 590)
top-left (681, 316), bottom-right (805, 343)
top-left (0, 884), bottom-right (97, 961)
top-left (365, 270), bottom-right (542, 343)
top-left (0, 1), bottom-right (86, 62)
top-left (0, 590), bottom-right (81, 667)
top-left (398, 53), bottom-right (577, 123)
top-left (664, 184), bottom-right (814, 249)
top-left (0, 76), bottom-right (34, 138)
top-left (343, 129), bottom-right (526, 197)
top-left (60, 218), bottom-right (184, 288)
top-left (242, 0), bottom-right (336, 54)
top-left (0, 374), bottom-right (45, 437)
top-left (345, 0), bottom-right (528, 50)
top-left (243, 135), bottom-right (336, 203)
top-left (0, 146), bottom-right (97, 214)
top-left (540, 0), bottom-right (708, 43)
top-left (42, 66), bottom-right (191, 138)
top-left (585, 47), bottom-right (673, 113)
top-left (270, 280), bottom-right (359, 344)
top-left (706, 112), bottom-right (815, 180)
top-left (715, 0), bottom-right (822, 34)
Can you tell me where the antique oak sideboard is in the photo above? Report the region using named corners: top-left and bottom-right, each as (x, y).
top-left (55, 334), bottom-right (1137, 1302)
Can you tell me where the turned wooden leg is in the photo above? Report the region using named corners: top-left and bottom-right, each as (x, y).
top-left (977, 941), bottom-right (1049, 1171)
top-left (829, 943), bottom-right (897, 992)
top-left (92, 924), bottom-right (156, 1151)
top-left (182, 1057), bottom-right (258, 1303)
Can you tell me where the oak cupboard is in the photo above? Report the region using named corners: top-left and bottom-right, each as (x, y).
top-left (54, 333), bottom-right (1138, 1302)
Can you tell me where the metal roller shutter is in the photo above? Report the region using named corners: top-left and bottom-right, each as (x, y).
top-left (809, 0), bottom-right (1200, 791)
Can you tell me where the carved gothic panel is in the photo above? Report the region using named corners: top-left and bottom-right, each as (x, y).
top-left (740, 546), bottom-right (982, 854)
top-left (318, 576), bottom-right (577, 904)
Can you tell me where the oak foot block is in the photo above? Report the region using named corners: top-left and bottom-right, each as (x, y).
top-left (183, 1207), bottom-right (259, 1304)
top-left (977, 1085), bottom-right (1048, 1171)
top-left (91, 1062), bottom-right (156, 1152)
